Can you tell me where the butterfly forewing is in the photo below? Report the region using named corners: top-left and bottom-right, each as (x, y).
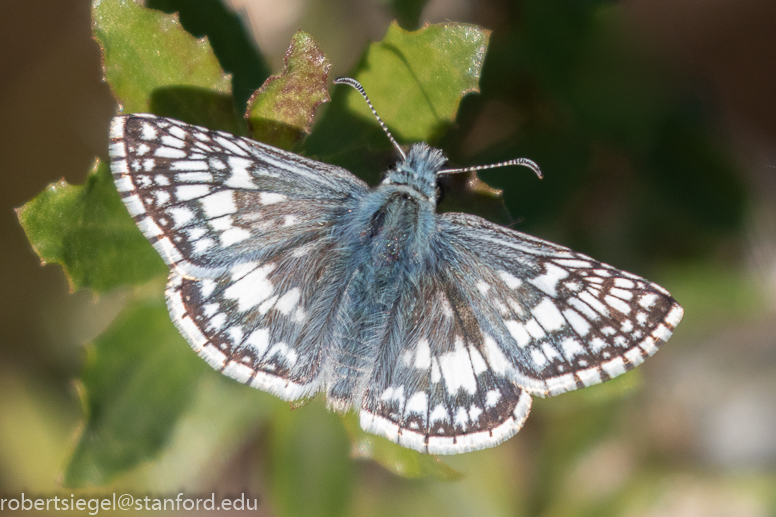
top-left (110, 114), bottom-right (367, 278)
top-left (440, 212), bottom-right (683, 396)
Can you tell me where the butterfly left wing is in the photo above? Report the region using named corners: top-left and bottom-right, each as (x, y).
top-left (109, 114), bottom-right (368, 279)
top-left (436, 212), bottom-right (684, 397)
top-left (358, 211), bottom-right (682, 454)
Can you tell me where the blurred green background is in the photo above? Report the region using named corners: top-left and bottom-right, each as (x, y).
top-left (2, 0), bottom-right (776, 515)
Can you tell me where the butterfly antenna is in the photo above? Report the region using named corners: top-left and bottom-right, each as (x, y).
top-left (439, 157), bottom-right (543, 179)
top-left (334, 77), bottom-right (406, 161)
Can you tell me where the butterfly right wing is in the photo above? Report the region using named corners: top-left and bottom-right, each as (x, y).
top-left (109, 114), bottom-right (368, 279)
top-left (358, 211), bottom-right (682, 454)
top-left (110, 114), bottom-right (367, 399)
top-left (437, 212), bottom-right (683, 397)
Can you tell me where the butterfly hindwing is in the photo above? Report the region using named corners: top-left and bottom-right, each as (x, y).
top-left (358, 269), bottom-right (532, 454)
top-left (166, 234), bottom-right (355, 401)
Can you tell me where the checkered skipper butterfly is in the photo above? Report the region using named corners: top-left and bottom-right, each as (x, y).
top-left (109, 77), bottom-right (683, 454)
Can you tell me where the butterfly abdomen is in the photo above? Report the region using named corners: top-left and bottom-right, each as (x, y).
top-left (324, 184), bottom-right (439, 409)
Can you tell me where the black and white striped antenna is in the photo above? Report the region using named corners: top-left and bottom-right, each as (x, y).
top-left (334, 77), bottom-right (406, 161)
top-left (334, 77), bottom-right (542, 179)
top-left (440, 158), bottom-right (543, 179)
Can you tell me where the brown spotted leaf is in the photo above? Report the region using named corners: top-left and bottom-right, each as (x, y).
top-left (245, 31), bottom-right (331, 150)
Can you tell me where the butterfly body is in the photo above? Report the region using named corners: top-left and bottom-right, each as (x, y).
top-left (110, 101), bottom-right (682, 454)
top-left (324, 144), bottom-right (444, 409)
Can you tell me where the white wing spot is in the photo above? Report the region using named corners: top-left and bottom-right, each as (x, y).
top-left (485, 389), bottom-right (501, 407)
top-left (201, 190), bottom-right (237, 218)
top-left (525, 319), bottom-right (546, 339)
top-left (414, 339), bottom-right (431, 369)
top-left (528, 263), bottom-right (569, 296)
top-left (542, 343), bottom-right (562, 362)
top-left (155, 146), bottom-right (187, 158)
top-left (259, 192), bottom-right (287, 205)
top-left (469, 346), bottom-right (488, 375)
top-left (224, 263), bottom-right (277, 312)
top-left (499, 270), bottom-right (523, 289)
top-left (171, 160), bottom-right (209, 171)
top-left (438, 338), bottom-right (477, 395)
top-left (245, 328), bottom-right (270, 355)
top-left (431, 360), bottom-right (441, 383)
top-left (563, 308), bottom-right (591, 336)
top-left (476, 281), bottom-right (491, 295)
top-left (469, 404), bottom-right (483, 422)
top-left (638, 293), bottom-right (658, 309)
top-left (505, 321), bottom-right (531, 347)
top-left (429, 404), bottom-right (447, 423)
top-left (590, 337), bottom-right (607, 352)
top-left (169, 207), bottom-right (195, 227)
top-left (225, 157), bottom-right (256, 189)
top-left (275, 288), bottom-right (301, 315)
top-left (605, 295), bottom-right (631, 314)
top-left (531, 349), bottom-right (548, 368)
top-left (454, 407), bottom-right (469, 429)
top-left (161, 135), bottom-right (186, 148)
top-left (176, 185), bottom-right (210, 201)
top-left (405, 392), bottom-right (428, 415)
top-left (609, 287), bottom-right (633, 300)
top-left (532, 298), bottom-right (566, 332)
top-left (153, 174), bottom-right (169, 186)
top-left (482, 335), bottom-right (509, 374)
top-left (221, 227), bottom-right (251, 247)
top-left (141, 122), bottom-right (157, 140)
top-left (560, 338), bottom-right (585, 360)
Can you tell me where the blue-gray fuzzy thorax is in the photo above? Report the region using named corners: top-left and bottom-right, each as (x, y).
top-left (382, 143), bottom-right (446, 201)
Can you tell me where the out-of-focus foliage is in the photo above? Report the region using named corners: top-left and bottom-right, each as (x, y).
top-left (65, 298), bottom-right (205, 487)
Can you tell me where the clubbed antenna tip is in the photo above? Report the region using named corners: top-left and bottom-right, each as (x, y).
top-left (439, 157), bottom-right (543, 179)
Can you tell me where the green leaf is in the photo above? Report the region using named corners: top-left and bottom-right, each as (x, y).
top-left (146, 0), bottom-right (271, 113)
top-left (265, 401), bottom-right (355, 517)
top-left (15, 160), bottom-right (166, 293)
top-left (307, 22), bottom-right (489, 167)
top-left (303, 22), bottom-right (507, 221)
top-left (64, 298), bottom-right (205, 487)
top-left (245, 31), bottom-right (331, 150)
top-left (341, 413), bottom-right (462, 481)
top-left (93, 0), bottom-right (243, 134)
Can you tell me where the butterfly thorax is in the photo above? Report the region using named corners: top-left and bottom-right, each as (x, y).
top-left (381, 143), bottom-right (446, 204)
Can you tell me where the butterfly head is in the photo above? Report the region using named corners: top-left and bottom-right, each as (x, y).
top-left (333, 76), bottom-right (543, 205)
top-left (382, 143), bottom-right (446, 202)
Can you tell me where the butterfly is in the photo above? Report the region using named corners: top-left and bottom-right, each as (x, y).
top-left (108, 77), bottom-right (683, 454)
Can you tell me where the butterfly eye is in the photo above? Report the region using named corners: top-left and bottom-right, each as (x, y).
top-left (435, 179), bottom-right (446, 204)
